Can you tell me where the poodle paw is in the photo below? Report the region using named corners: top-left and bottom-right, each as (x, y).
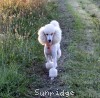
top-left (45, 62), bottom-right (54, 69)
top-left (49, 68), bottom-right (58, 80)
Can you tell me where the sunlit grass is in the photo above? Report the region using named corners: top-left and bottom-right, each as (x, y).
top-left (0, 0), bottom-right (47, 10)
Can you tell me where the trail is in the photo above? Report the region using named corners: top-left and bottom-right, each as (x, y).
top-left (32, 0), bottom-right (74, 98)
top-left (28, 0), bottom-right (100, 97)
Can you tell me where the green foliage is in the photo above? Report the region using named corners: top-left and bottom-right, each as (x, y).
top-left (0, 64), bottom-right (27, 98)
top-left (0, 1), bottom-right (58, 98)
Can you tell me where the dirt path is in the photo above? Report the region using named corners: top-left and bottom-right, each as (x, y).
top-left (29, 0), bottom-right (100, 97)
top-left (30, 0), bottom-right (75, 98)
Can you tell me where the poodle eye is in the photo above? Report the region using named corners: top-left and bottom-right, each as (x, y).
top-left (51, 33), bottom-right (53, 35)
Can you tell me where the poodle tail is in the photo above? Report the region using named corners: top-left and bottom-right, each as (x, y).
top-left (50, 20), bottom-right (60, 27)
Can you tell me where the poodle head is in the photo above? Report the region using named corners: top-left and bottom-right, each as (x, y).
top-left (38, 22), bottom-right (62, 45)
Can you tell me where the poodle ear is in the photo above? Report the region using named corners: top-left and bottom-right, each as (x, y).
top-left (38, 27), bottom-right (46, 45)
top-left (52, 27), bottom-right (62, 44)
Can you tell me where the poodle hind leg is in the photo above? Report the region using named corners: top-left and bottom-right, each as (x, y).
top-left (57, 48), bottom-right (61, 59)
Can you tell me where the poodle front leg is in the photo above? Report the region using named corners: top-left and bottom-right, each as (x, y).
top-left (44, 52), bottom-right (49, 62)
top-left (53, 58), bottom-right (57, 68)
top-left (44, 47), bottom-right (51, 62)
top-left (52, 51), bottom-right (58, 68)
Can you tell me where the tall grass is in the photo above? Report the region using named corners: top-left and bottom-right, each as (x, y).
top-left (0, 0), bottom-right (58, 97)
top-left (0, 0), bottom-right (47, 9)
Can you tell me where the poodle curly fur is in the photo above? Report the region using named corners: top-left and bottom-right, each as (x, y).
top-left (38, 20), bottom-right (62, 80)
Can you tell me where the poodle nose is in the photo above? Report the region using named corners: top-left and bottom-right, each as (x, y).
top-left (48, 40), bottom-right (51, 43)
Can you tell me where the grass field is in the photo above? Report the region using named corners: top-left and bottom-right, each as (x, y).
top-left (0, 0), bottom-right (58, 97)
top-left (60, 0), bottom-right (100, 97)
top-left (0, 0), bottom-right (100, 98)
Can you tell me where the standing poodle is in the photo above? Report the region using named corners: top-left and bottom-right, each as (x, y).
top-left (38, 20), bottom-right (62, 80)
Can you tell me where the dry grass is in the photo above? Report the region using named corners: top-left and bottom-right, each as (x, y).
top-left (0, 0), bottom-right (48, 36)
top-left (0, 0), bottom-right (47, 11)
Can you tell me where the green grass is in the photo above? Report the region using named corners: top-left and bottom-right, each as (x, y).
top-left (0, 64), bottom-right (27, 98)
top-left (0, 1), bottom-right (58, 98)
top-left (60, 2), bottom-right (100, 98)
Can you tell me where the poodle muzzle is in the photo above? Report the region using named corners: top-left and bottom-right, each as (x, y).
top-left (45, 33), bottom-right (54, 44)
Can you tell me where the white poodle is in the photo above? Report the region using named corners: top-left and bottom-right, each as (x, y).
top-left (38, 20), bottom-right (62, 80)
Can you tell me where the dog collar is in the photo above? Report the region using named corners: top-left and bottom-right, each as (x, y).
top-left (46, 42), bottom-right (52, 51)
